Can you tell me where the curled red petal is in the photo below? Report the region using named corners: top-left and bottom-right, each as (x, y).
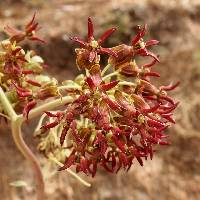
top-left (59, 154), bottom-right (76, 171)
top-left (157, 102), bottom-right (179, 114)
top-left (80, 157), bottom-right (89, 174)
top-left (161, 113), bottom-right (176, 124)
top-left (114, 90), bottom-right (136, 115)
top-left (132, 24), bottom-right (147, 45)
top-left (4, 25), bottom-right (22, 36)
top-left (99, 47), bottom-right (118, 57)
top-left (142, 104), bottom-right (160, 113)
top-left (137, 48), bottom-right (160, 62)
top-left (143, 58), bottom-right (159, 68)
top-left (145, 39), bottom-right (159, 47)
top-left (112, 135), bottom-right (126, 153)
top-left (70, 36), bottom-right (87, 47)
top-left (98, 27), bottom-right (116, 45)
top-left (102, 95), bottom-right (122, 112)
top-left (26, 12), bottom-right (36, 29)
top-left (159, 81), bottom-right (180, 91)
top-left (23, 100), bottom-right (37, 120)
top-left (159, 141), bottom-right (171, 145)
top-left (42, 121), bottom-right (59, 129)
top-left (100, 80), bottom-right (119, 91)
top-left (26, 22), bottom-right (39, 33)
top-left (71, 120), bottom-right (82, 144)
top-left (143, 71), bottom-right (160, 78)
top-left (22, 70), bottom-right (34, 75)
top-left (29, 36), bottom-right (46, 44)
top-left (26, 79), bottom-right (41, 87)
top-left (87, 17), bottom-right (94, 42)
top-left (86, 76), bottom-right (96, 90)
top-left (147, 118), bottom-right (165, 128)
top-left (94, 132), bottom-right (107, 155)
top-left (60, 126), bottom-right (70, 146)
top-left (44, 111), bottom-right (63, 118)
top-left (159, 95), bottom-right (175, 105)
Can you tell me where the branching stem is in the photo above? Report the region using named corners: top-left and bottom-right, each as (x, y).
top-left (0, 87), bottom-right (76, 200)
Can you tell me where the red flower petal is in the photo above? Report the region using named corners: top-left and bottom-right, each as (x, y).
top-left (100, 47), bottom-right (118, 57)
top-left (100, 80), bottom-right (119, 91)
top-left (23, 100), bottom-right (37, 120)
top-left (98, 27), bottom-right (116, 45)
top-left (26, 79), bottom-right (41, 87)
top-left (59, 154), bottom-right (76, 171)
top-left (60, 125), bottom-right (70, 146)
top-left (87, 17), bottom-right (94, 42)
top-left (159, 81), bottom-right (180, 91)
top-left (70, 36), bottom-right (87, 47)
top-left (145, 39), bottom-right (159, 47)
top-left (132, 24), bottom-right (147, 45)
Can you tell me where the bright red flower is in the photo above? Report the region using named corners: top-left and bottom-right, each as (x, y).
top-left (71, 17), bottom-right (117, 70)
top-left (4, 13), bottom-right (45, 43)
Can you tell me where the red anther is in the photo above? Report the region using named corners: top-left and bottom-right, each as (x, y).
top-left (160, 81), bottom-right (180, 91)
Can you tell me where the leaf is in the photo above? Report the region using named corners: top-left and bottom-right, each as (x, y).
top-left (10, 180), bottom-right (28, 188)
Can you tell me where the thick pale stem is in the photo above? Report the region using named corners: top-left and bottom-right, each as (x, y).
top-left (0, 87), bottom-right (17, 121)
top-left (18, 96), bottom-right (74, 121)
top-left (58, 85), bottom-right (81, 91)
top-left (0, 87), bottom-right (45, 200)
top-left (11, 119), bottom-right (45, 200)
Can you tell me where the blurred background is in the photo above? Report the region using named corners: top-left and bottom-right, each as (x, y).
top-left (0, 0), bottom-right (200, 199)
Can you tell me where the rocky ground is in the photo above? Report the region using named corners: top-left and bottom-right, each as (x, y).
top-left (0, 0), bottom-right (200, 200)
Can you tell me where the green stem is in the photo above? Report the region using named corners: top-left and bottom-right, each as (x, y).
top-left (0, 87), bottom-right (17, 121)
top-left (102, 71), bottom-right (118, 81)
top-left (101, 63), bottom-right (111, 76)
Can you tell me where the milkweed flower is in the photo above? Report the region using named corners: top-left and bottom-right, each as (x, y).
top-left (4, 13), bottom-right (45, 44)
top-left (37, 17), bottom-right (179, 177)
top-left (71, 17), bottom-right (117, 71)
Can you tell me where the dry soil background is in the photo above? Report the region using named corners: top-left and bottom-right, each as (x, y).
top-left (0, 0), bottom-right (200, 200)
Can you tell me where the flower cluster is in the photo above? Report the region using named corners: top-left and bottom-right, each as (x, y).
top-left (0, 14), bottom-right (59, 119)
top-left (40, 17), bottom-right (179, 177)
